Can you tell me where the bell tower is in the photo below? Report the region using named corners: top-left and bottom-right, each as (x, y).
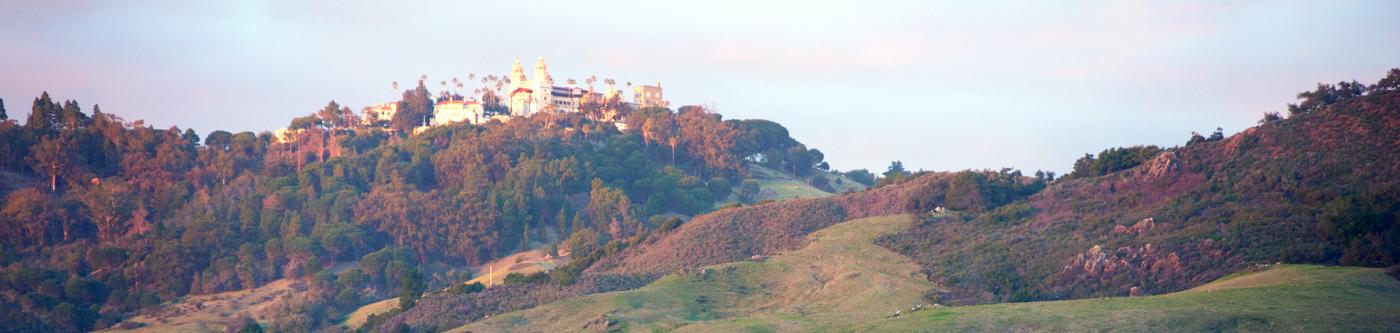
top-left (509, 58), bottom-right (526, 92)
top-left (533, 57), bottom-right (554, 113)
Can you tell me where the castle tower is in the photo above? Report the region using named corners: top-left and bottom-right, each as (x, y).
top-left (508, 59), bottom-right (533, 117)
top-left (533, 57), bottom-right (554, 113)
top-left (509, 59), bottom-right (526, 92)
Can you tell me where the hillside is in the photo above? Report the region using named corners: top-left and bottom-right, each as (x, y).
top-left (0, 91), bottom-right (840, 332)
top-left (100, 278), bottom-right (300, 333)
top-left (860, 265), bottom-right (1400, 332)
top-left (341, 249), bottom-right (562, 330)
top-left (454, 221), bottom-right (1400, 333)
top-left (366, 70), bottom-right (1400, 331)
top-left (878, 76), bottom-right (1400, 304)
top-left (371, 169), bottom-right (991, 330)
top-left (4, 65), bottom-right (1398, 332)
top-left (451, 215), bottom-right (934, 332)
top-left (582, 172), bottom-right (977, 280)
top-left (711, 164), bottom-right (837, 207)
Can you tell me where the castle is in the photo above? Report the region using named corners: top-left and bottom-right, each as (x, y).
top-left (371, 57), bottom-right (666, 127)
top-left (276, 58), bottom-right (667, 142)
top-left (505, 57), bottom-right (664, 117)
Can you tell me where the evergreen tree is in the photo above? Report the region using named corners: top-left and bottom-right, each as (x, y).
top-left (27, 91), bottom-right (62, 131)
top-left (883, 161), bottom-right (907, 179)
top-left (397, 267), bottom-right (426, 311)
top-left (391, 81), bottom-right (434, 134)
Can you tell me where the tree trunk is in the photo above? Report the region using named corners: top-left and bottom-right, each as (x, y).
top-left (50, 163), bottom-right (57, 192)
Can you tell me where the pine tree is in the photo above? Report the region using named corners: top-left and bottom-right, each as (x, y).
top-left (397, 267), bottom-right (426, 311)
top-left (556, 207), bottom-right (569, 235)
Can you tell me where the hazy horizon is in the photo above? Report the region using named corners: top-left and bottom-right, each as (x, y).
top-left (3, 0), bottom-right (1398, 174)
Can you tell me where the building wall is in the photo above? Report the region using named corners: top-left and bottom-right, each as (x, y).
top-left (509, 88), bottom-right (533, 117)
top-left (434, 101), bottom-right (485, 125)
top-left (634, 83), bottom-right (667, 108)
top-left (365, 103), bottom-right (398, 124)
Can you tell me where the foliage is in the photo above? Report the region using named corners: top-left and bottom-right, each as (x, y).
top-left (879, 69), bottom-right (1400, 304)
top-left (446, 281), bottom-right (485, 294)
top-left (397, 268), bottom-right (425, 311)
top-left (1068, 145), bottom-right (1162, 179)
top-left (842, 169), bottom-right (876, 186)
top-left (1317, 193), bottom-right (1400, 266)
top-left (0, 89), bottom-right (828, 332)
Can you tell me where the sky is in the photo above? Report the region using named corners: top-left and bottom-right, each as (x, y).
top-left (2, 1), bottom-right (1398, 174)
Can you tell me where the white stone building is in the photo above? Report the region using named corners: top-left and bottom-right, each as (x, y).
top-left (363, 102), bottom-right (398, 124)
top-left (508, 57), bottom-right (555, 117)
top-left (433, 99), bottom-right (486, 125)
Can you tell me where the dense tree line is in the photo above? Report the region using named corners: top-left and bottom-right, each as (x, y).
top-left (1067, 145), bottom-right (1162, 179)
top-left (0, 86), bottom-right (827, 332)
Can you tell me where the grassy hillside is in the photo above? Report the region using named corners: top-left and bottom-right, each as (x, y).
top-left (374, 71), bottom-right (1400, 332)
top-left (880, 84), bottom-right (1400, 303)
top-left (455, 217), bottom-right (1400, 333)
top-left (711, 165), bottom-right (838, 209)
top-left (747, 164), bottom-right (834, 201)
top-left (860, 265), bottom-right (1400, 332)
top-left (341, 249), bottom-right (563, 330)
top-left (451, 215), bottom-right (934, 332)
top-left (342, 298), bottom-right (398, 331)
top-left (379, 173), bottom-right (954, 330)
top-left (460, 249), bottom-right (562, 289)
top-left (101, 278), bottom-right (300, 332)
top-left (585, 172), bottom-right (967, 280)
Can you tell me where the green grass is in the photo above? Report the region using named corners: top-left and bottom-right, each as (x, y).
top-left (713, 165), bottom-right (845, 209)
top-left (859, 264), bottom-right (1400, 332)
top-left (450, 215), bottom-right (930, 332)
top-left (449, 214), bottom-right (1400, 332)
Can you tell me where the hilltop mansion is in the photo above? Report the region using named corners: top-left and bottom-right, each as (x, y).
top-left (369, 57), bottom-right (666, 129)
